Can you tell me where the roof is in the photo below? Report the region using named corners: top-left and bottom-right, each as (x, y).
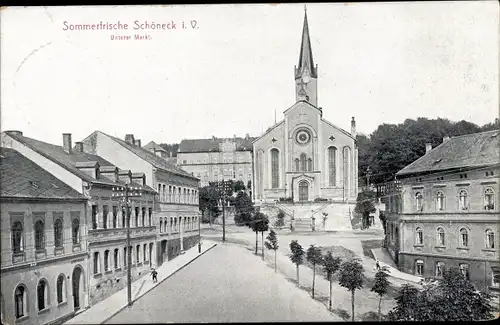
top-left (295, 8), bottom-right (317, 79)
top-left (397, 130), bottom-right (500, 177)
top-left (143, 141), bottom-right (168, 153)
top-left (178, 136), bottom-right (256, 153)
top-left (86, 131), bottom-right (198, 180)
top-left (0, 147), bottom-right (87, 200)
top-left (3, 132), bottom-right (155, 192)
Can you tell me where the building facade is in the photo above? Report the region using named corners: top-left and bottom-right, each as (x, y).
top-left (252, 9), bottom-right (358, 205)
top-left (79, 132), bottom-right (200, 266)
top-left (379, 130), bottom-right (500, 292)
top-left (177, 135), bottom-right (255, 187)
top-left (1, 147), bottom-right (89, 325)
top-left (1, 131), bottom-right (158, 307)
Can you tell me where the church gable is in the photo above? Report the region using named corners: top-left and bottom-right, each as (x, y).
top-left (253, 121), bottom-right (285, 152)
top-left (320, 118), bottom-right (355, 150)
top-left (284, 101), bottom-right (320, 133)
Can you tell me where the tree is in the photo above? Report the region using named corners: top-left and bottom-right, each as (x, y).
top-left (274, 211), bottom-right (285, 228)
top-left (265, 230), bottom-right (279, 272)
top-left (249, 212), bottom-right (264, 255)
top-left (289, 240), bottom-right (305, 285)
top-left (234, 191), bottom-right (254, 226)
top-left (481, 118), bottom-right (500, 131)
top-left (259, 214), bottom-right (269, 259)
top-left (234, 180), bottom-right (246, 192)
top-left (338, 258), bottom-right (365, 322)
top-left (354, 189), bottom-right (377, 229)
top-left (322, 251), bottom-right (342, 311)
top-left (371, 267), bottom-right (390, 321)
top-left (387, 267), bottom-right (495, 321)
top-left (306, 245), bottom-right (323, 299)
top-left (199, 185), bottom-right (220, 226)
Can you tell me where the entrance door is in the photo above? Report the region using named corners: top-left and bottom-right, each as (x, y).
top-left (299, 181), bottom-right (309, 201)
top-left (72, 267), bottom-right (82, 311)
top-left (161, 240), bottom-right (168, 264)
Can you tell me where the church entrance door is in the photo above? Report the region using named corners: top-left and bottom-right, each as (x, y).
top-left (299, 181), bottom-right (309, 201)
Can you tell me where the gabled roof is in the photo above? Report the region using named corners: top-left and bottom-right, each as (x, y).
top-left (397, 130), bottom-right (500, 177)
top-left (86, 131), bottom-right (198, 180)
top-left (143, 141), bottom-right (168, 153)
top-left (178, 136), bottom-right (256, 153)
top-left (0, 147), bottom-right (87, 200)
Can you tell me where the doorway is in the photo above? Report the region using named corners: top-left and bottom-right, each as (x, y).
top-left (299, 181), bottom-right (309, 201)
top-left (72, 266), bottom-right (84, 311)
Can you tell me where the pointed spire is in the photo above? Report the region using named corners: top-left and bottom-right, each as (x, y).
top-left (296, 7), bottom-right (316, 79)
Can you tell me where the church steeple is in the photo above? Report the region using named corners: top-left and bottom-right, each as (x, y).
top-left (294, 6), bottom-right (318, 106)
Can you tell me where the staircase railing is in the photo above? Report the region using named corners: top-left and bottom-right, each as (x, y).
top-left (275, 202), bottom-right (295, 218)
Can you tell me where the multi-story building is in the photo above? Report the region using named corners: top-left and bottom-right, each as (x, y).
top-left (79, 132), bottom-right (200, 266)
top-left (177, 135), bottom-right (255, 187)
top-left (1, 131), bottom-right (157, 307)
top-left (378, 130), bottom-right (500, 292)
top-left (1, 147), bottom-right (89, 325)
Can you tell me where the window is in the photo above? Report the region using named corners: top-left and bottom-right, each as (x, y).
top-left (328, 147), bottom-right (337, 186)
top-left (158, 184), bottom-right (162, 201)
top-left (415, 227), bottom-right (423, 245)
top-left (135, 207), bottom-right (139, 227)
top-left (142, 207), bottom-right (146, 227)
top-left (159, 220), bottom-right (163, 233)
top-left (37, 280), bottom-right (48, 311)
top-left (143, 244), bottom-right (147, 262)
top-left (486, 229), bottom-right (495, 249)
top-left (113, 206), bottom-right (118, 228)
top-left (307, 158), bottom-right (313, 172)
top-left (102, 205), bottom-right (109, 229)
top-left (136, 245), bottom-right (140, 264)
top-left (459, 264), bottom-right (470, 280)
top-left (459, 190), bottom-right (468, 210)
top-left (435, 262), bottom-right (445, 277)
top-left (114, 249), bottom-right (119, 269)
top-left (123, 247), bottom-right (127, 267)
top-left (415, 260), bottom-right (424, 276)
top-left (104, 250), bottom-right (110, 271)
top-left (56, 275), bottom-right (65, 303)
top-left (92, 205), bottom-right (98, 229)
top-left (34, 220), bottom-right (45, 250)
top-left (54, 219), bottom-right (63, 247)
top-left (11, 221), bottom-right (23, 253)
top-left (492, 268), bottom-right (500, 288)
top-left (122, 207), bottom-right (126, 228)
top-left (459, 228), bottom-right (469, 247)
top-left (485, 188), bottom-right (495, 210)
top-left (415, 192), bottom-right (423, 211)
top-left (93, 252), bottom-right (100, 274)
top-left (437, 227), bottom-right (445, 246)
top-left (15, 285), bottom-right (26, 318)
top-left (72, 218), bottom-right (80, 244)
top-left (300, 153), bottom-right (307, 172)
top-left (436, 191), bottom-right (444, 211)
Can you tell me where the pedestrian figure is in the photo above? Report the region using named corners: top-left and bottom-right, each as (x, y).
top-left (151, 268), bottom-right (158, 283)
top-left (376, 259), bottom-right (380, 270)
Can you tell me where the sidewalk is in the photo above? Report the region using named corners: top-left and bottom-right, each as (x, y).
top-left (64, 241), bottom-right (217, 325)
top-left (371, 248), bottom-right (423, 284)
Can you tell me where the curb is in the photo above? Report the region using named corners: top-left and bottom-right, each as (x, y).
top-left (100, 243), bottom-right (217, 324)
top-left (370, 248), bottom-right (422, 284)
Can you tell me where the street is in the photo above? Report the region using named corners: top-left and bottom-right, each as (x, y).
top-left (105, 243), bottom-right (341, 323)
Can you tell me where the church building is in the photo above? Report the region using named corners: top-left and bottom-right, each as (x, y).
top-left (252, 9), bottom-right (359, 230)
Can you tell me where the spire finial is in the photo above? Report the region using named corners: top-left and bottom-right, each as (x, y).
top-left (304, 4), bottom-right (307, 12)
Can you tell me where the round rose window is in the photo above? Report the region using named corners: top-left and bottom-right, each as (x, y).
top-left (295, 129), bottom-right (311, 145)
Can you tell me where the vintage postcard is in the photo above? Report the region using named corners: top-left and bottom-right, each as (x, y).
top-left (0, 2), bottom-right (499, 324)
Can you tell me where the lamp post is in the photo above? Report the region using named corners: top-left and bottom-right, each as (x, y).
top-left (217, 179), bottom-right (232, 243)
top-left (112, 184), bottom-right (142, 307)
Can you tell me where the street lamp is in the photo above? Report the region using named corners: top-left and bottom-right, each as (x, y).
top-left (112, 184), bottom-right (143, 307)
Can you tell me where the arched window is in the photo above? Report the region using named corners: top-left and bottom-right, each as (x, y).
top-left (435, 262), bottom-right (445, 277)
top-left (56, 274), bottom-right (65, 304)
top-left (343, 147), bottom-right (350, 193)
top-left (136, 245), bottom-right (140, 263)
top-left (459, 228), bottom-right (469, 247)
top-left (135, 207), bottom-right (139, 227)
top-left (72, 218), bottom-right (80, 244)
top-left (295, 158), bottom-right (300, 171)
top-left (328, 147), bottom-right (337, 186)
top-left (121, 207), bottom-right (126, 228)
top-left (34, 220), bottom-right (45, 250)
top-left (11, 221), bottom-right (23, 253)
top-left (307, 158), bottom-right (313, 172)
top-left (436, 191), bottom-right (444, 211)
top-left (14, 285), bottom-right (27, 318)
top-left (104, 250), bottom-right (110, 271)
top-left (123, 247), bottom-right (127, 267)
top-left (486, 229), bottom-right (495, 249)
top-left (37, 280), bottom-right (48, 311)
top-left (159, 219), bottom-right (163, 233)
top-left (142, 207), bottom-right (146, 227)
top-left (174, 218), bottom-right (177, 232)
top-left (112, 206), bottom-right (118, 228)
top-left (102, 205), bottom-right (109, 229)
top-left (300, 153), bottom-right (307, 172)
top-left (148, 208), bottom-right (152, 226)
top-left (459, 190), bottom-right (468, 210)
top-left (93, 252), bottom-right (100, 274)
top-left (270, 149), bottom-right (280, 189)
top-left (415, 192), bottom-right (423, 211)
top-left (437, 227), bottom-right (445, 246)
top-left (114, 249), bottom-right (119, 269)
top-left (485, 188), bottom-right (495, 210)
top-left (54, 219), bottom-right (63, 247)
top-left (143, 244), bottom-right (147, 263)
top-left (415, 227), bottom-right (423, 245)
top-left (415, 260), bottom-right (424, 276)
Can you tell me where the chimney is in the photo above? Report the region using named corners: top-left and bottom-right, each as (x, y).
top-left (351, 117), bottom-right (357, 138)
top-left (443, 136), bottom-right (450, 142)
top-left (245, 133), bottom-right (249, 140)
top-left (75, 142), bottom-right (84, 153)
top-left (5, 130), bottom-right (23, 137)
top-left (134, 139), bottom-right (141, 147)
top-left (63, 133), bottom-right (72, 154)
top-left (125, 134), bottom-right (135, 145)
top-left (425, 143), bottom-right (432, 153)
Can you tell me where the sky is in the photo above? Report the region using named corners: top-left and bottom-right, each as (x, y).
top-left (1, 2), bottom-right (498, 147)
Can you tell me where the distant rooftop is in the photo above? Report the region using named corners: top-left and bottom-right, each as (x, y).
top-left (178, 136), bottom-right (256, 153)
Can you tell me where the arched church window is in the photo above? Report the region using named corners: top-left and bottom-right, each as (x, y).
top-left (343, 147), bottom-right (351, 193)
top-left (300, 153), bottom-right (307, 172)
top-left (307, 158), bottom-right (312, 172)
top-left (271, 149), bottom-right (279, 189)
top-left (328, 146), bottom-right (337, 187)
top-left (295, 158), bottom-right (300, 171)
